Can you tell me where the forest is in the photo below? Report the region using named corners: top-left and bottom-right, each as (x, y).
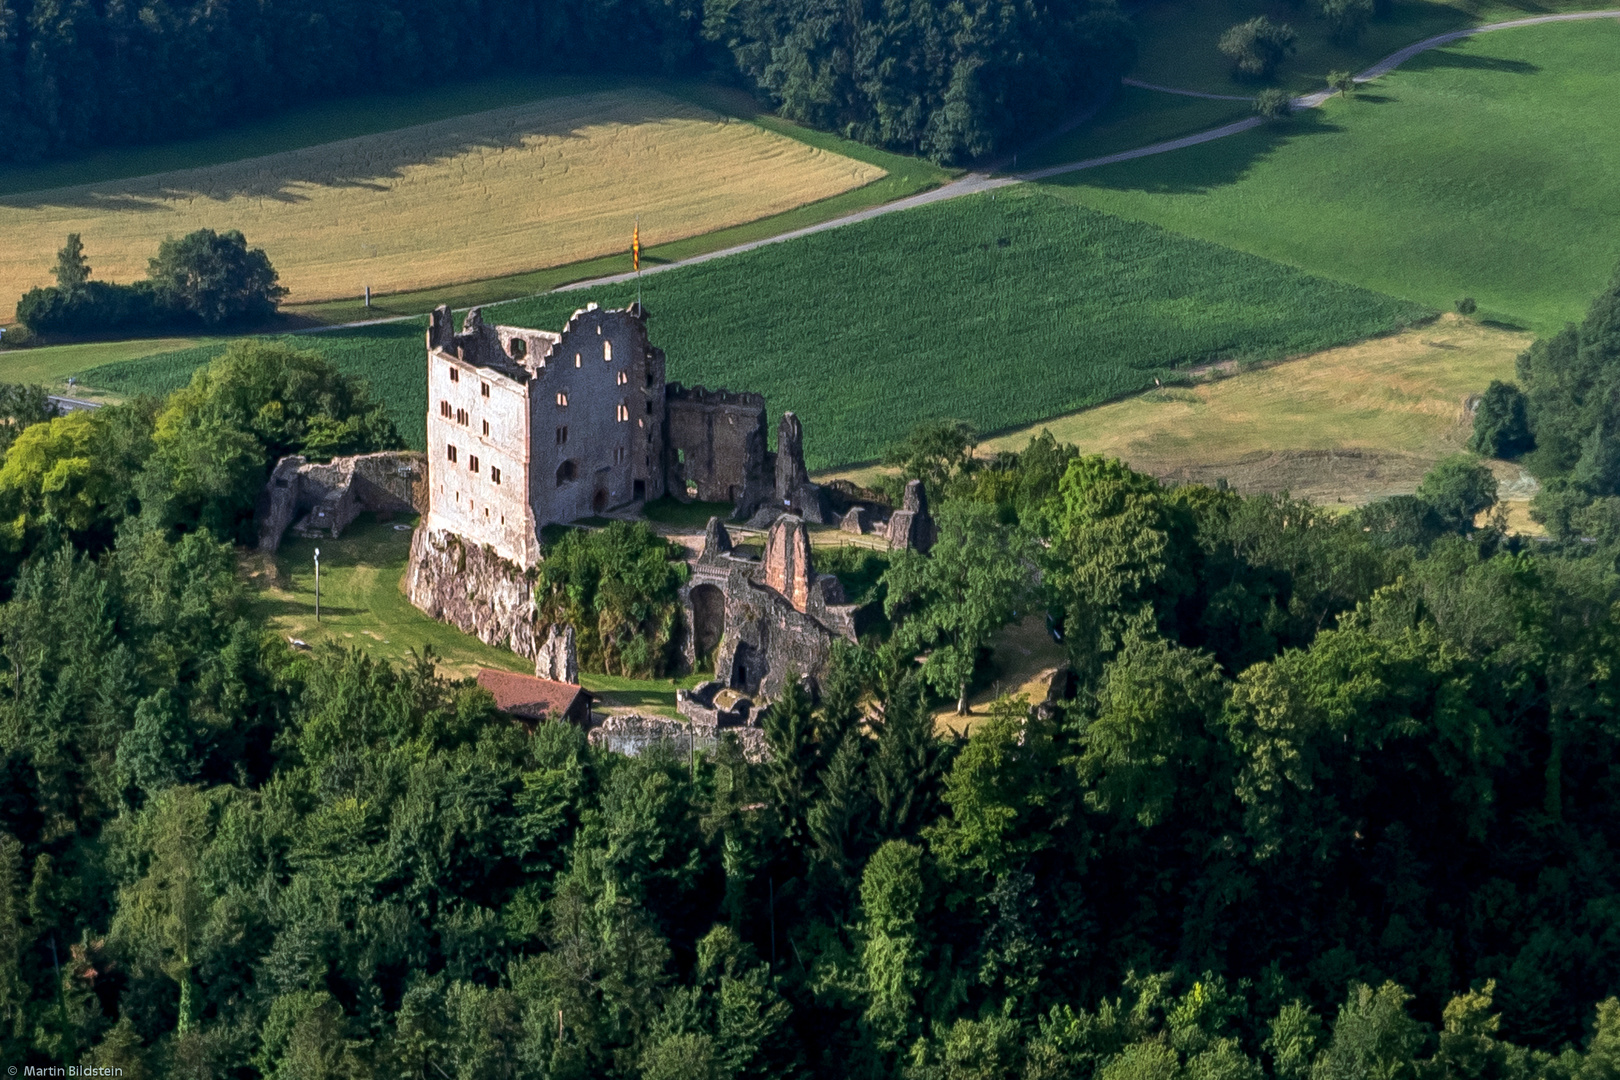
top-left (0, 270), bottom-right (1618, 1075)
top-left (0, 0), bottom-right (1131, 166)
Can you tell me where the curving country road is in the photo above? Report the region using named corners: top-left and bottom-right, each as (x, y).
top-left (306, 8), bottom-right (1620, 330)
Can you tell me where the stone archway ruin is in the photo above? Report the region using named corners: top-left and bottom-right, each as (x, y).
top-left (690, 583), bottom-right (725, 661)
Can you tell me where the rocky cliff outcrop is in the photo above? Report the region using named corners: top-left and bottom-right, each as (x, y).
top-left (406, 526), bottom-right (539, 658)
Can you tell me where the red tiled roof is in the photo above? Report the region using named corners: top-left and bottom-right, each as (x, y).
top-left (476, 668), bottom-right (589, 722)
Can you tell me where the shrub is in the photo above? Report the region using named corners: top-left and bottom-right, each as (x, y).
top-left (1356, 494), bottom-right (1445, 548)
top-left (535, 522), bottom-right (690, 677)
top-left (1219, 17), bottom-right (1298, 80)
top-left (1254, 88), bottom-right (1294, 120)
top-left (1469, 380), bottom-right (1533, 459)
top-left (1456, 297), bottom-right (1477, 315)
top-left (1327, 70), bottom-right (1356, 96)
top-left (1416, 453), bottom-right (1498, 532)
top-left (15, 280), bottom-right (164, 337)
top-left (147, 228), bottom-right (287, 328)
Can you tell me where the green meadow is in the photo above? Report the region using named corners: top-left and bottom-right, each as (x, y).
top-left (81, 189), bottom-right (1428, 469)
top-left (1042, 21), bottom-right (1620, 333)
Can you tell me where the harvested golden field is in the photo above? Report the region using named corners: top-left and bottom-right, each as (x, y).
top-left (0, 89), bottom-right (885, 308)
top-left (824, 315), bottom-right (1538, 512)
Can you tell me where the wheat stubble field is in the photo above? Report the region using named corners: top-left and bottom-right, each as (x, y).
top-left (0, 89), bottom-right (885, 307)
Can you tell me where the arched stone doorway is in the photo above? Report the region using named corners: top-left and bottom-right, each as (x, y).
top-left (690, 584), bottom-right (724, 662)
top-left (556, 460), bottom-right (577, 486)
top-left (593, 488), bottom-right (608, 513)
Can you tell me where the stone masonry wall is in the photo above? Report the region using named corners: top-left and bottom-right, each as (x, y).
top-left (665, 384), bottom-right (772, 518)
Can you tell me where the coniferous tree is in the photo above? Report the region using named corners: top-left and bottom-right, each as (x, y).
top-left (51, 234), bottom-right (89, 294)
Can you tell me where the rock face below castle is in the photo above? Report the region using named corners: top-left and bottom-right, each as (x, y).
top-left (406, 526), bottom-right (539, 660)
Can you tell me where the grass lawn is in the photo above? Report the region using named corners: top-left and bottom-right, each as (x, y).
top-left (248, 514), bottom-right (702, 714)
top-left (1125, 0), bottom-right (1606, 96)
top-left (0, 335), bottom-right (218, 393)
top-left (934, 615), bottom-right (1068, 736)
top-left (642, 496), bottom-right (738, 529)
top-left (1020, 86), bottom-right (1254, 172)
top-left (1040, 21), bottom-right (1620, 334)
top-left (83, 188), bottom-right (1429, 470)
top-left (0, 88), bottom-right (888, 311)
top-left (826, 314), bottom-right (1534, 509)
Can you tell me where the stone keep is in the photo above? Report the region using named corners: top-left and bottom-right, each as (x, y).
top-left (403, 299), bottom-right (860, 683)
top-left (422, 301), bottom-right (670, 570)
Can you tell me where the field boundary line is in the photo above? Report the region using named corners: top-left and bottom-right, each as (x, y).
top-left (291, 9), bottom-right (1619, 334)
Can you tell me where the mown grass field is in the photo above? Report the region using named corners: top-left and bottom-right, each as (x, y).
top-left (1123, 0), bottom-right (1603, 96)
top-left (0, 335), bottom-right (219, 393)
top-left (1042, 21), bottom-right (1620, 334)
top-left (1020, 86), bottom-right (1254, 172)
top-left (1, 88), bottom-right (886, 309)
top-left (825, 315), bottom-right (1540, 522)
top-left (82, 188), bottom-right (1431, 469)
top-left (249, 515), bottom-right (701, 713)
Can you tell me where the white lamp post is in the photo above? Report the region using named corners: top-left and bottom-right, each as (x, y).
top-left (314, 547), bottom-right (321, 623)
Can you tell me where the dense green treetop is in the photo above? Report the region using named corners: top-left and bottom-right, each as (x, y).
top-left (1, 316), bottom-right (1619, 1074)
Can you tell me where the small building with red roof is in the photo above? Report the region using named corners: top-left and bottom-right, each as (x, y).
top-left (476, 668), bottom-right (593, 726)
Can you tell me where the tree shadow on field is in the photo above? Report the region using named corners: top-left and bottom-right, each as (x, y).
top-left (1401, 48), bottom-right (1541, 76)
top-left (0, 89), bottom-right (706, 212)
top-left (1043, 107), bottom-right (1343, 197)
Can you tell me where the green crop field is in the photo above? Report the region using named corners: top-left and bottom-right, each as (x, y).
top-left (1041, 21), bottom-right (1620, 334)
top-left (81, 188), bottom-right (1429, 469)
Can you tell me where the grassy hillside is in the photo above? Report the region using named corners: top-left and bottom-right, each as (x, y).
top-left (1125, 0), bottom-right (1599, 95)
top-left (0, 88), bottom-right (887, 309)
top-left (83, 188), bottom-right (1430, 469)
top-left (1041, 21), bottom-right (1620, 333)
top-left (249, 515), bottom-right (701, 712)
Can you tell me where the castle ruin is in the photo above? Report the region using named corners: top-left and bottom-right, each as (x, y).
top-left (401, 301), bottom-right (925, 704)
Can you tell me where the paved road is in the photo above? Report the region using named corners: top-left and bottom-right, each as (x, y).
top-left (302, 8), bottom-right (1619, 329)
top-left (50, 394), bottom-right (102, 412)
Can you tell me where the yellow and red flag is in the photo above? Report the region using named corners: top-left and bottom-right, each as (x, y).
top-left (632, 219), bottom-right (641, 272)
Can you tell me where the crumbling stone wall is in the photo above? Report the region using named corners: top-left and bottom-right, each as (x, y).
top-left (406, 526), bottom-right (540, 659)
top-left (665, 384), bottom-right (772, 518)
top-left (885, 479), bottom-right (936, 553)
top-left (774, 412), bottom-right (831, 524)
top-left (683, 515), bottom-right (858, 702)
top-left (257, 451), bottom-right (425, 553)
